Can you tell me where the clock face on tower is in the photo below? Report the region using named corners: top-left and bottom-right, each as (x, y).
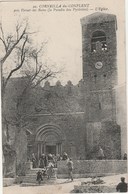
top-left (95, 61), bottom-right (103, 69)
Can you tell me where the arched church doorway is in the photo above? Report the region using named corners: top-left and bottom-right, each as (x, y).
top-left (35, 124), bottom-right (65, 160)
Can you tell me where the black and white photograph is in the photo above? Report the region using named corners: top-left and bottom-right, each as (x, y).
top-left (0, 0), bottom-right (127, 193)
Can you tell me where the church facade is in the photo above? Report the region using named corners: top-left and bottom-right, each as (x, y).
top-left (3, 12), bottom-right (127, 176)
top-left (26, 12), bottom-right (122, 160)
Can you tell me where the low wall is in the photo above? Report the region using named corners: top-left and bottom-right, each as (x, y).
top-left (3, 178), bottom-right (15, 187)
top-left (57, 160), bottom-right (127, 178)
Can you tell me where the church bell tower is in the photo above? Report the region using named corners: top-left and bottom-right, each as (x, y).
top-left (81, 13), bottom-right (121, 159)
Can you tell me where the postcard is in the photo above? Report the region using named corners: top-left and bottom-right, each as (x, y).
top-left (0, 0), bottom-right (127, 193)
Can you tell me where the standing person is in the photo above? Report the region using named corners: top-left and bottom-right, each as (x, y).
top-left (116, 177), bottom-right (127, 192)
top-left (123, 153), bottom-right (127, 160)
top-left (39, 154), bottom-right (45, 168)
top-left (31, 153), bottom-right (37, 168)
top-left (98, 146), bottom-right (105, 160)
top-left (47, 161), bottom-right (54, 179)
top-left (67, 158), bottom-right (74, 181)
top-left (54, 155), bottom-right (58, 168)
top-left (44, 155), bottom-right (48, 167)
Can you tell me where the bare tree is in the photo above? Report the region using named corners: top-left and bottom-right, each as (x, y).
top-left (0, 22), bottom-right (28, 64)
top-left (0, 20), bottom-right (60, 146)
top-left (0, 20), bottom-right (63, 177)
top-left (0, 21), bottom-right (57, 91)
top-left (0, 21), bottom-right (29, 94)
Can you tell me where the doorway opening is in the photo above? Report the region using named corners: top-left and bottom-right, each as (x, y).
top-left (46, 145), bottom-right (56, 155)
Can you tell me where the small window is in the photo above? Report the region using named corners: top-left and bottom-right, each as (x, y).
top-left (91, 31), bottom-right (107, 53)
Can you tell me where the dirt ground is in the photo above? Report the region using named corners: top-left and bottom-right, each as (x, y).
top-left (3, 173), bottom-right (128, 194)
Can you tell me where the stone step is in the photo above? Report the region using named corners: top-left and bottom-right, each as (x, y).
top-left (23, 177), bottom-right (48, 181)
top-left (23, 180), bottom-right (39, 184)
top-left (21, 180), bottom-right (57, 187)
top-left (21, 183), bottom-right (41, 187)
top-left (27, 168), bottom-right (45, 173)
top-left (22, 178), bottom-right (57, 185)
top-left (23, 179), bottom-right (47, 183)
top-left (24, 174), bottom-right (37, 177)
top-left (23, 178), bottom-right (37, 181)
top-left (23, 174), bottom-right (48, 180)
top-left (26, 173), bottom-right (38, 175)
top-left (23, 176), bottom-right (48, 180)
top-left (22, 168), bottom-right (57, 184)
top-left (22, 176), bottom-right (56, 184)
top-left (24, 175), bottom-right (37, 178)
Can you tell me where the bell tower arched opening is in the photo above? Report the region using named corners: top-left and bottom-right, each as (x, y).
top-left (91, 30), bottom-right (107, 52)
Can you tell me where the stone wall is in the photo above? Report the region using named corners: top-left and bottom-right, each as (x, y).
top-left (57, 160), bottom-right (127, 178)
top-left (3, 178), bottom-right (15, 187)
top-left (115, 84), bottom-right (127, 157)
top-left (86, 121), bottom-right (121, 159)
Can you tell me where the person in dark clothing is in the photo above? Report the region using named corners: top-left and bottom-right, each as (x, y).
top-left (42, 168), bottom-right (47, 177)
top-left (39, 154), bottom-right (45, 168)
top-left (44, 155), bottom-right (48, 167)
top-left (123, 153), bottom-right (127, 160)
top-left (36, 170), bottom-right (43, 185)
top-left (116, 177), bottom-right (127, 192)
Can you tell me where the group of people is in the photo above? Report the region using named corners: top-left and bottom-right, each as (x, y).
top-left (31, 153), bottom-right (58, 169)
top-left (30, 153), bottom-right (58, 184)
top-left (31, 152), bottom-right (73, 184)
top-left (36, 161), bottom-right (55, 184)
top-left (31, 152), bottom-right (69, 169)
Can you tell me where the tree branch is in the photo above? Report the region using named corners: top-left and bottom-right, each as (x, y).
top-left (32, 71), bottom-right (53, 88)
top-left (0, 25), bottom-right (27, 65)
top-left (3, 35), bottom-right (28, 89)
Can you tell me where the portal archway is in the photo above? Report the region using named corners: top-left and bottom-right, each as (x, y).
top-left (35, 124), bottom-right (65, 159)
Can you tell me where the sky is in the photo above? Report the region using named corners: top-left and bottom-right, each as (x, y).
top-left (0, 0), bottom-right (126, 85)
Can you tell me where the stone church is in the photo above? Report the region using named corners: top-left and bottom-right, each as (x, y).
top-left (3, 12), bottom-right (127, 176)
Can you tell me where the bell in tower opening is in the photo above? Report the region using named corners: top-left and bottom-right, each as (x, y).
top-left (81, 12), bottom-right (121, 160)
